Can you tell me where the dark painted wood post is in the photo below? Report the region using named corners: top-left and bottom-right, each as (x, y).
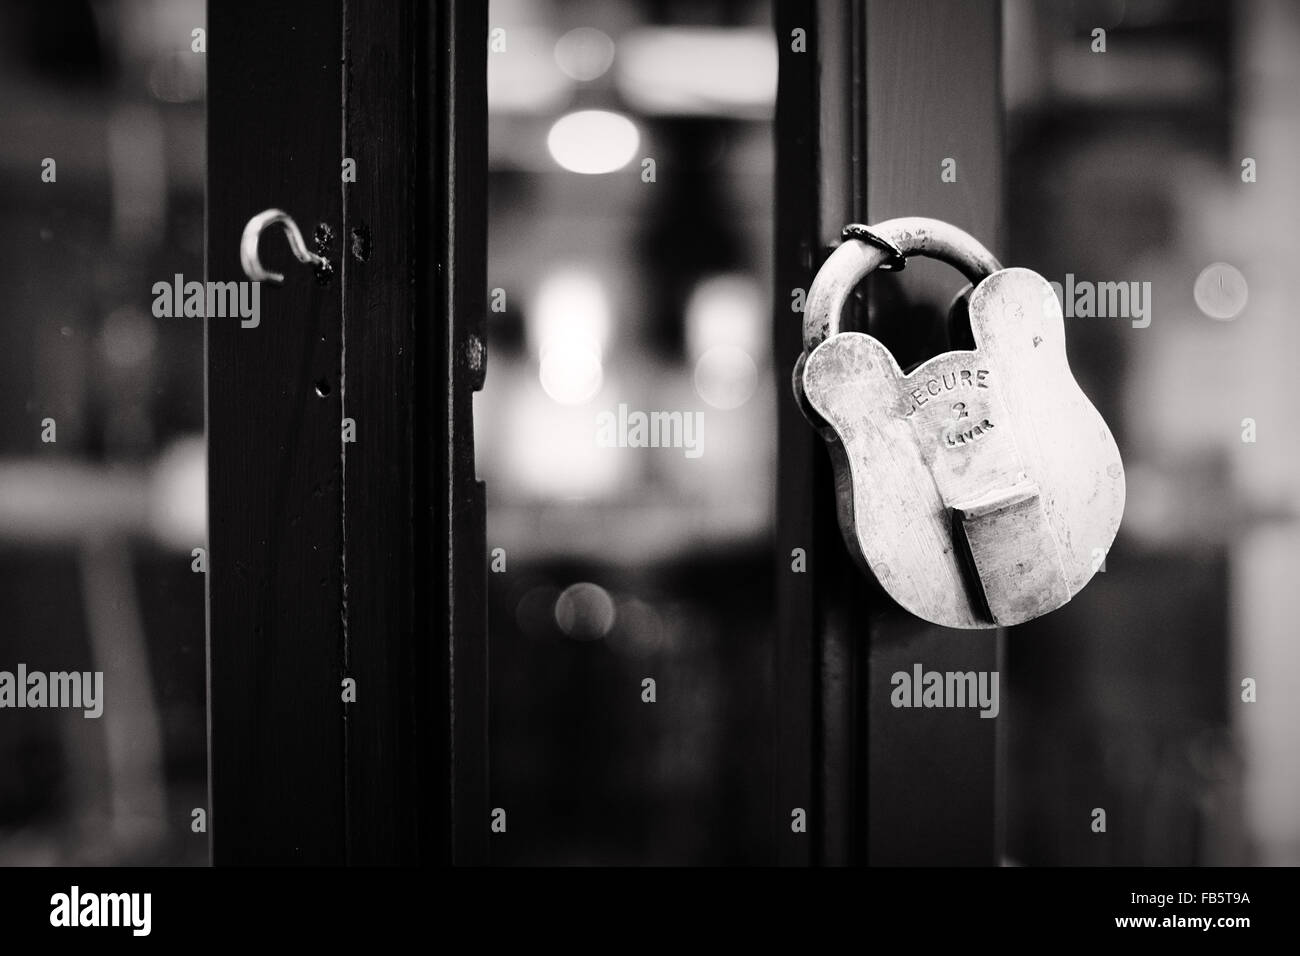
top-left (774, 0), bottom-right (1005, 865)
top-left (773, 0), bottom-right (822, 869)
top-left (207, 0), bottom-right (487, 865)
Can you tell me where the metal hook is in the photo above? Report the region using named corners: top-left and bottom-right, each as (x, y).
top-left (240, 209), bottom-right (330, 284)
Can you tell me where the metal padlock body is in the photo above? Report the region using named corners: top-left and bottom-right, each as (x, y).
top-left (798, 218), bottom-right (1125, 629)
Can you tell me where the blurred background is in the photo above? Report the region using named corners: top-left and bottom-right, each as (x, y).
top-left (0, 0), bottom-right (1296, 866)
top-left (1003, 0), bottom-right (1300, 867)
top-left (0, 0), bottom-right (207, 864)
top-left (481, 0), bottom-right (777, 864)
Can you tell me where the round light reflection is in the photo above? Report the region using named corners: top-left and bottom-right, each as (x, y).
top-left (555, 28), bottom-right (615, 82)
top-left (539, 345), bottom-right (603, 405)
top-left (547, 110), bottom-right (639, 175)
top-left (555, 582), bottom-right (617, 641)
top-left (694, 345), bottom-right (758, 410)
top-left (1194, 262), bottom-right (1248, 321)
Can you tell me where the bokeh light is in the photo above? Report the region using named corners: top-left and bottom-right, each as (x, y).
top-left (1194, 262), bottom-right (1248, 321)
top-left (554, 27), bottom-right (616, 82)
top-left (546, 109), bottom-right (640, 174)
top-left (554, 582), bottom-right (617, 640)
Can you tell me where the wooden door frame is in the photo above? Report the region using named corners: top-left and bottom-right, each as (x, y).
top-left (206, 0), bottom-right (487, 865)
top-left (774, 0), bottom-right (1005, 865)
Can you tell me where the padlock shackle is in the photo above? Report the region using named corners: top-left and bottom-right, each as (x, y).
top-left (802, 217), bottom-right (1002, 353)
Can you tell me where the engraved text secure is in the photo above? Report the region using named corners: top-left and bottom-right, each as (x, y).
top-left (794, 217), bottom-right (1125, 629)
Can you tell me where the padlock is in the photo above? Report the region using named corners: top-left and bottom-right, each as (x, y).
top-left (795, 217), bottom-right (1124, 629)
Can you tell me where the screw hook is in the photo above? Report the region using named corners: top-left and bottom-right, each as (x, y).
top-left (240, 208), bottom-right (330, 284)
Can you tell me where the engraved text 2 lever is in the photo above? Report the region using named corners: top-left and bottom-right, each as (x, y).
top-left (794, 217), bottom-right (1125, 629)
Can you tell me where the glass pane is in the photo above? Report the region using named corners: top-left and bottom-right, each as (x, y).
top-left (483, 0), bottom-right (777, 864)
top-left (1003, 0), bottom-right (1300, 865)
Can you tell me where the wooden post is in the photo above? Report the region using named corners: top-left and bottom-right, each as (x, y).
top-left (773, 0), bottom-right (823, 868)
top-left (774, 0), bottom-right (1005, 865)
top-left (207, 0), bottom-right (487, 865)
